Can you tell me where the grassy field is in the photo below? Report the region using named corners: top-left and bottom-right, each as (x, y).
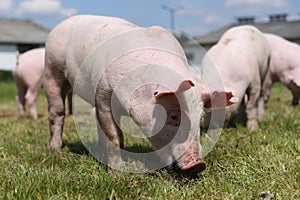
top-left (0, 80), bottom-right (299, 199)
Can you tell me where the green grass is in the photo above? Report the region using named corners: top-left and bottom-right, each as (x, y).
top-left (0, 81), bottom-right (299, 199)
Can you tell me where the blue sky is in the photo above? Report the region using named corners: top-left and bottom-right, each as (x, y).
top-left (0, 0), bottom-right (300, 37)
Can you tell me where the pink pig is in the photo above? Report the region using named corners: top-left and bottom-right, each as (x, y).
top-left (261, 33), bottom-right (300, 109)
top-left (12, 48), bottom-right (45, 119)
top-left (202, 25), bottom-right (270, 131)
top-left (43, 15), bottom-right (235, 175)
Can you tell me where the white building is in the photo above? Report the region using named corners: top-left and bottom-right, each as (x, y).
top-left (0, 18), bottom-right (49, 70)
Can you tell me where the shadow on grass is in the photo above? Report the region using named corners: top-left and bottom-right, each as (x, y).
top-left (0, 113), bottom-right (15, 118)
top-left (63, 140), bottom-right (205, 179)
top-left (63, 141), bottom-right (90, 155)
top-left (225, 103), bottom-right (247, 128)
top-left (124, 144), bottom-right (154, 153)
top-left (64, 141), bottom-right (154, 155)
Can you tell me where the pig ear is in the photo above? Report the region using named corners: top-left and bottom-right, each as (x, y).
top-left (201, 88), bottom-right (238, 108)
top-left (154, 80), bottom-right (195, 98)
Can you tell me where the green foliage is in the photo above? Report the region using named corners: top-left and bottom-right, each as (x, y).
top-left (0, 70), bottom-right (14, 81)
top-left (0, 81), bottom-right (299, 199)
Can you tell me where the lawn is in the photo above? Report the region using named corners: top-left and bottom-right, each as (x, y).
top-left (0, 79), bottom-right (299, 199)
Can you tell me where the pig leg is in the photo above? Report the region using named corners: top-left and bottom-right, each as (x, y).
top-left (246, 80), bottom-right (261, 131)
top-left (14, 79), bottom-right (27, 118)
top-left (67, 89), bottom-right (73, 115)
top-left (25, 87), bottom-right (40, 119)
top-left (291, 95), bottom-right (299, 106)
top-left (289, 83), bottom-right (300, 106)
top-left (44, 66), bottom-right (71, 152)
top-left (95, 93), bottom-right (124, 170)
top-left (16, 90), bottom-right (26, 118)
top-left (258, 72), bottom-right (272, 121)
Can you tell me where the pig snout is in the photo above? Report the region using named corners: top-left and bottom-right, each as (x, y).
top-left (180, 159), bottom-right (206, 175)
top-left (173, 143), bottom-right (206, 176)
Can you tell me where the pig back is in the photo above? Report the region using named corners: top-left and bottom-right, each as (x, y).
top-left (219, 25), bottom-right (270, 81)
top-left (46, 15), bottom-right (189, 106)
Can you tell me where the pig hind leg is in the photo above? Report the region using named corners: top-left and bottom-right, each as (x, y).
top-left (25, 87), bottom-right (40, 119)
top-left (14, 78), bottom-right (27, 118)
top-left (44, 65), bottom-right (71, 152)
top-left (245, 79), bottom-right (261, 131)
top-left (67, 90), bottom-right (73, 115)
top-left (258, 70), bottom-right (272, 121)
top-left (16, 90), bottom-right (27, 118)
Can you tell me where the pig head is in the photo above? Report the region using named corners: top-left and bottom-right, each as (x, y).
top-left (44, 15), bottom-right (235, 175)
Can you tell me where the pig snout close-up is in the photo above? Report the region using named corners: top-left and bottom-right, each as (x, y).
top-left (43, 15), bottom-right (236, 176)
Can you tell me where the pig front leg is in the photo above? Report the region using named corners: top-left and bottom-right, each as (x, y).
top-left (44, 66), bottom-right (71, 152)
top-left (95, 93), bottom-right (124, 170)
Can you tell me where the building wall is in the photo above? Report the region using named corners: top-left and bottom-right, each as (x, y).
top-left (183, 45), bottom-right (209, 72)
top-left (0, 44), bottom-right (17, 70)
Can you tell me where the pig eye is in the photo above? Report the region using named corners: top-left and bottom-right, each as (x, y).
top-left (154, 91), bottom-right (158, 96)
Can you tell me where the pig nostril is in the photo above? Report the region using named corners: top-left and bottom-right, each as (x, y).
top-left (171, 115), bottom-right (178, 120)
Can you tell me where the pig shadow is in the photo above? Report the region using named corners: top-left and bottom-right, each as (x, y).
top-left (125, 144), bottom-right (154, 153)
top-left (65, 140), bottom-right (155, 158)
top-left (227, 103), bottom-right (247, 128)
top-left (64, 141), bottom-right (90, 155)
top-left (64, 140), bottom-right (204, 179)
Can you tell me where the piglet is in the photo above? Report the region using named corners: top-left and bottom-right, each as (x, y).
top-left (44, 15), bottom-right (235, 175)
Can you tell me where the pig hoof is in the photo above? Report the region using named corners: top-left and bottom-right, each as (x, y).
top-left (291, 101), bottom-right (298, 106)
top-left (48, 141), bottom-right (63, 153)
top-left (258, 114), bottom-right (264, 122)
top-left (247, 121), bottom-right (259, 131)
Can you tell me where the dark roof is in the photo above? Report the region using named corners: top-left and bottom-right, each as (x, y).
top-left (0, 18), bottom-right (49, 44)
top-left (189, 20), bottom-right (300, 46)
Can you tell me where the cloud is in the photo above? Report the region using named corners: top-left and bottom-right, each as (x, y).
top-left (16, 0), bottom-right (77, 17)
top-left (226, 0), bottom-right (289, 8)
top-left (0, 0), bottom-right (13, 12)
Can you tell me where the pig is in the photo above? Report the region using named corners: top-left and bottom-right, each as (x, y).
top-left (12, 48), bottom-right (45, 119)
top-left (201, 25), bottom-right (270, 131)
top-left (261, 33), bottom-right (300, 109)
top-left (44, 15), bottom-right (235, 175)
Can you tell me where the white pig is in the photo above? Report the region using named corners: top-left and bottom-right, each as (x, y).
top-left (44, 15), bottom-right (235, 175)
top-left (202, 25), bottom-right (270, 131)
top-left (261, 33), bottom-right (300, 109)
top-left (13, 48), bottom-right (45, 119)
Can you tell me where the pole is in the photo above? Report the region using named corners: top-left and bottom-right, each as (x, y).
top-left (162, 5), bottom-right (182, 30)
